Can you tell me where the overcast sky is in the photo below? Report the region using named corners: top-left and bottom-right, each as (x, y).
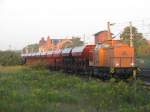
top-left (0, 0), bottom-right (150, 50)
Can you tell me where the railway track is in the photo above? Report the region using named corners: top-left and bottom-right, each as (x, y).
top-left (138, 68), bottom-right (150, 83)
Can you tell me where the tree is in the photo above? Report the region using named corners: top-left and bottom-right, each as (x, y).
top-left (120, 26), bottom-right (150, 57)
top-left (62, 37), bottom-right (84, 48)
top-left (71, 37), bottom-right (84, 47)
top-left (23, 44), bottom-right (39, 53)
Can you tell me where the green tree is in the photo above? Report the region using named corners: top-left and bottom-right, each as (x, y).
top-left (71, 37), bottom-right (84, 47)
top-left (120, 26), bottom-right (150, 57)
top-left (63, 37), bottom-right (84, 48)
top-left (23, 44), bottom-right (39, 53)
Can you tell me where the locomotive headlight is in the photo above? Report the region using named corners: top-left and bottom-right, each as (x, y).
top-left (115, 63), bottom-right (119, 67)
top-left (131, 63), bottom-right (134, 66)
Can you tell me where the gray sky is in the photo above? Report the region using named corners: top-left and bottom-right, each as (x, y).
top-left (0, 0), bottom-right (150, 50)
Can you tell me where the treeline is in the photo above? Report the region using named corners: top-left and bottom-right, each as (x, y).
top-left (0, 50), bottom-right (22, 66)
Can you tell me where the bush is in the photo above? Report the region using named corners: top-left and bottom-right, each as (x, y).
top-left (0, 51), bottom-right (22, 66)
top-left (0, 66), bottom-right (150, 112)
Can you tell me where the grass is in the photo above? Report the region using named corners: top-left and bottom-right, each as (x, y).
top-left (0, 66), bottom-right (150, 112)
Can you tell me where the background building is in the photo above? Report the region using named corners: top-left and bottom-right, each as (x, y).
top-left (39, 36), bottom-right (73, 52)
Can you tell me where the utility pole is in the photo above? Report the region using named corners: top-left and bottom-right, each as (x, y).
top-left (107, 22), bottom-right (111, 40)
top-left (129, 22), bottom-right (133, 47)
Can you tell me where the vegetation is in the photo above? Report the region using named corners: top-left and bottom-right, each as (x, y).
top-left (61, 37), bottom-right (84, 48)
top-left (0, 50), bottom-right (22, 66)
top-left (0, 66), bottom-right (150, 112)
top-left (22, 44), bottom-right (39, 53)
top-left (120, 26), bottom-right (150, 57)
